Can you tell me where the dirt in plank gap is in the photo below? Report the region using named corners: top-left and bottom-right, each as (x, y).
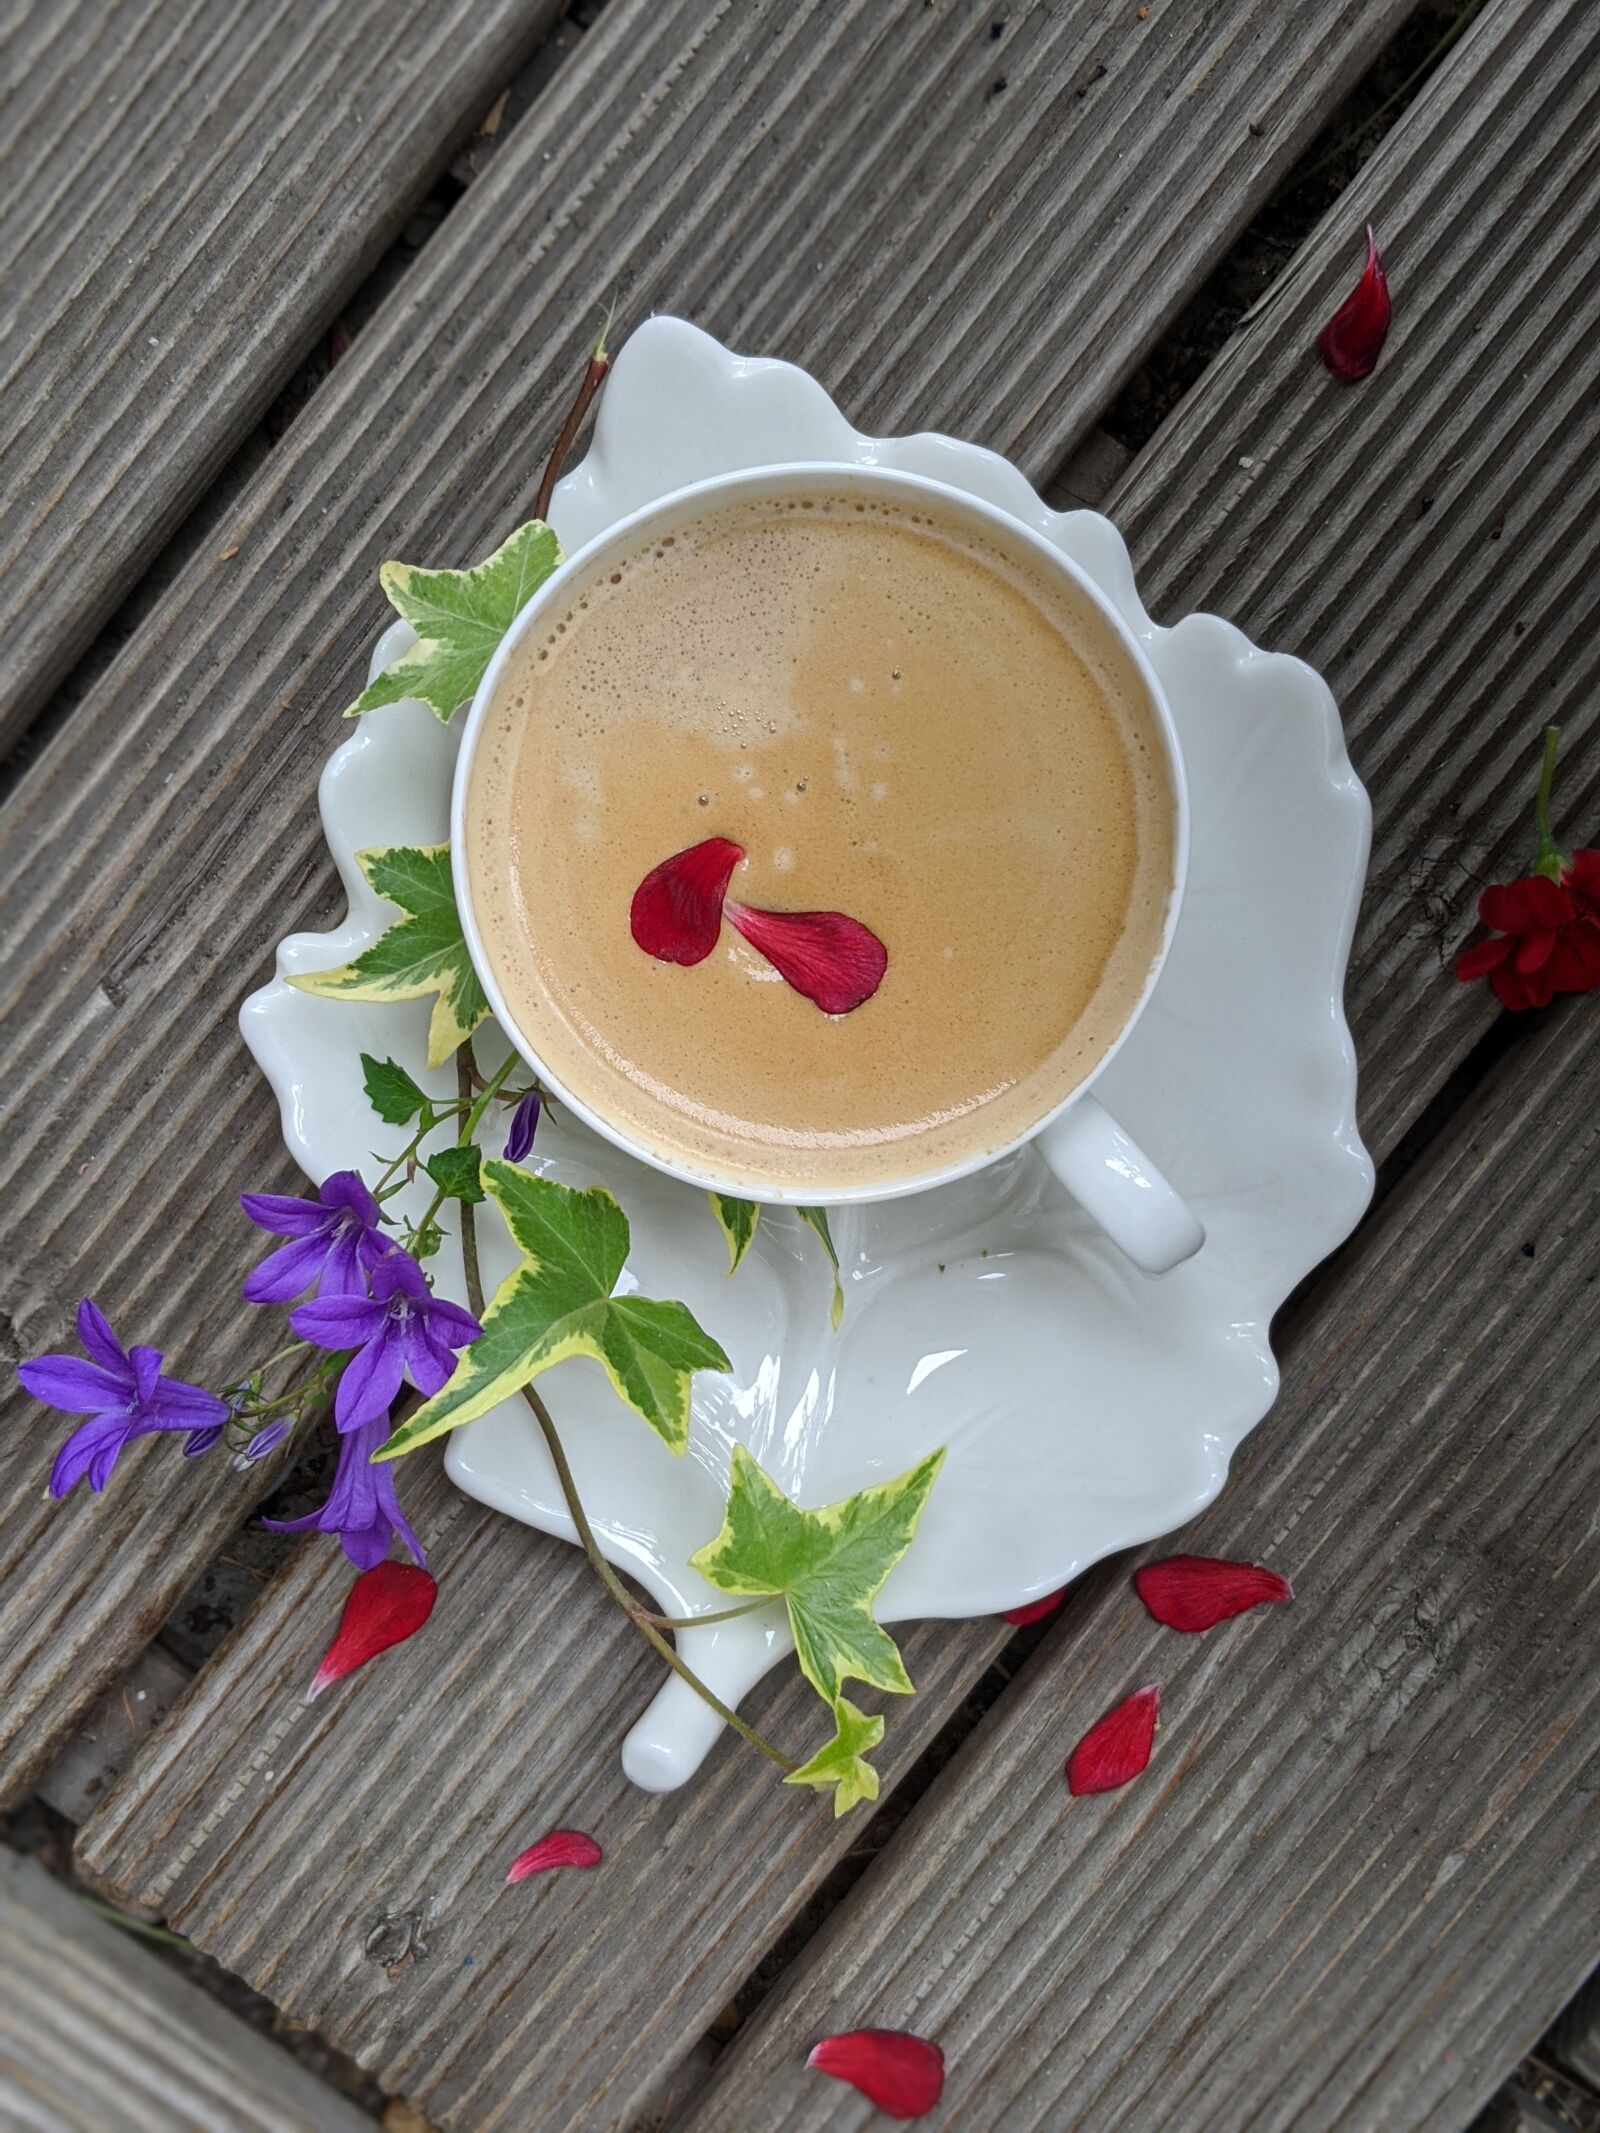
top-left (1102, 0), bottom-right (1480, 456)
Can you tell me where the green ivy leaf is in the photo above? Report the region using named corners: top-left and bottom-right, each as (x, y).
top-left (378, 1163), bottom-right (731, 1461)
top-left (346, 521), bottom-right (563, 723)
top-left (708, 1194), bottom-right (760, 1274)
top-left (784, 1696), bottom-right (884, 1817)
top-left (360, 1052), bottom-right (430, 1128)
top-left (425, 1145), bottom-right (483, 1204)
top-left (797, 1206), bottom-right (843, 1329)
top-left (690, 1443), bottom-right (944, 1705)
top-left (706, 1198), bottom-right (845, 1326)
top-left (289, 845), bottom-right (488, 1070)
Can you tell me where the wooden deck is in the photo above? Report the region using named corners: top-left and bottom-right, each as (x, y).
top-left (3, 2), bottom-right (1598, 2127)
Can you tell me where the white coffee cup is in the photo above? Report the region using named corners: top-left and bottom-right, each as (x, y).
top-left (453, 464), bottom-right (1204, 1274)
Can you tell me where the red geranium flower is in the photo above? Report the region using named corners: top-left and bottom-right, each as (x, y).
top-left (1455, 729), bottom-right (1600, 1010)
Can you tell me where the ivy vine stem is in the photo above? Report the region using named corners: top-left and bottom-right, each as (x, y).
top-left (452, 1047), bottom-right (797, 1773)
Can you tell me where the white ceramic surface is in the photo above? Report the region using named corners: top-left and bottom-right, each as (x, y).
top-left (241, 317), bottom-right (1373, 1792)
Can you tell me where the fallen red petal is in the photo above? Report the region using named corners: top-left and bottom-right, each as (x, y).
top-left (1066, 1683), bottom-right (1160, 1796)
top-left (726, 902), bottom-right (887, 1013)
top-left (1134, 1553), bottom-right (1292, 1633)
top-left (306, 1561), bottom-right (436, 1703)
top-left (1003, 1588), bottom-right (1066, 1626)
top-left (1318, 224), bottom-right (1391, 383)
top-left (631, 838), bottom-right (744, 965)
top-left (808, 2030), bottom-right (945, 2120)
top-left (506, 1829), bottom-right (603, 1883)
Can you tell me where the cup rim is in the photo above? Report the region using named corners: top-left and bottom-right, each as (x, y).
top-left (451, 460), bottom-right (1190, 1206)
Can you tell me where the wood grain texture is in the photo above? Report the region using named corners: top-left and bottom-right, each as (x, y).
top-left (0, 0), bottom-right (1409, 1799)
top-left (688, 993), bottom-right (1600, 2133)
top-left (0, 0), bottom-right (568, 751)
top-left (0, 1847), bottom-right (372, 2132)
top-left (77, 1467), bottom-right (1005, 2127)
top-left (1110, 0), bottom-right (1600, 1159)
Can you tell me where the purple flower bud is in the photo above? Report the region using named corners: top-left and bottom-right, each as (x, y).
top-left (233, 1419), bottom-right (291, 1471)
top-left (182, 1425), bottom-right (225, 1458)
top-left (503, 1089), bottom-right (542, 1164)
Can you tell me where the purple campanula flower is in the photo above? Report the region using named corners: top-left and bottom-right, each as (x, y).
top-left (19, 1299), bottom-right (230, 1498)
top-left (239, 1170), bottom-right (394, 1305)
top-left (264, 1411), bottom-right (424, 1571)
top-left (289, 1252), bottom-right (481, 1431)
top-left (234, 1419), bottom-right (292, 1470)
top-left (503, 1088), bottom-right (542, 1164)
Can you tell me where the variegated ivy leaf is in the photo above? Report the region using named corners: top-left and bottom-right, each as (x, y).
top-left (708, 1193), bottom-right (760, 1275)
top-left (289, 845), bottom-right (488, 1070)
top-left (797, 1206), bottom-right (843, 1330)
top-left (785, 1696), bottom-right (884, 1817)
top-left (346, 520), bottom-right (563, 723)
top-left (378, 1164), bottom-right (731, 1461)
top-left (690, 1443), bottom-right (944, 1705)
top-left (706, 1198), bottom-right (844, 1326)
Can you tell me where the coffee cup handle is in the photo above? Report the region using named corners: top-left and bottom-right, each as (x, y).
top-left (1035, 1095), bottom-right (1205, 1274)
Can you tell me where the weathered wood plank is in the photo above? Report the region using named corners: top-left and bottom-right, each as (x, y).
top-left (68, 4), bottom-right (1600, 2129)
top-left (0, 0), bottom-right (570, 752)
top-left (0, 0), bottom-right (1410, 1802)
top-left (688, 992), bottom-right (1600, 2132)
top-left (0, 1847), bottom-right (373, 2131)
top-left (1109, 0), bottom-right (1600, 1158)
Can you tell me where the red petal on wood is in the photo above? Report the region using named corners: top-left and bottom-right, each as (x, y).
top-left (1317, 223), bottom-right (1391, 382)
top-left (808, 2029), bottom-right (946, 2120)
top-left (505, 1829), bottom-right (603, 1883)
top-left (1003, 1588), bottom-right (1066, 1626)
top-left (631, 838), bottom-right (744, 964)
top-left (1134, 1553), bottom-right (1292, 1632)
top-left (306, 1562), bottom-right (436, 1702)
top-left (1065, 1683), bottom-right (1160, 1796)
top-left (726, 902), bottom-right (888, 1013)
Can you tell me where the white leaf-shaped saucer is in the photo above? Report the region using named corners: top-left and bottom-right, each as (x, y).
top-left (242, 318), bottom-right (1373, 1791)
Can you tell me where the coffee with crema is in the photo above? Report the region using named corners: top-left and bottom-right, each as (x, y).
top-left (465, 491), bottom-right (1175, 1195)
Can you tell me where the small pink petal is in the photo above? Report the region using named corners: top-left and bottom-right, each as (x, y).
top-left (306, 1562), bottom-right (436, 1703)
top-left (1318, 224), bottom-right (1391, 382)
top-left (631, 838), bottom-right (744, 964)
top-left (505, 1828), bottom-right (603, 1883)
top-left (1003, 1588), bottom-right (1066, 1626)
top-left (808, 2029), bottom-right (945, 2120)
top-left (1066, 1683), bottom-right (1160, 1796)
top-left (726, 902), bottom-right (887, 1014)
top-left (1134, 1553), bottom-right (1292, 1633)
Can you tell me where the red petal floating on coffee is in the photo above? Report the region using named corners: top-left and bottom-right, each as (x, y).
top-left (631, 838), bottom-right (744, 965)
top-left (808, 2029), bottom-right (945, 2120)
top-left (1134, 1553), bottom-right (1292, 1632)
top-left (306, 1561), bottom-right (436, 1703)
top-left (1066, 1682), bottom-right (1160, 1795)
top-left (726, 902), bottom-right (888, 1014)
top-left (505, 1828), bottom-right (603, 1882)
top-left (1003, 1588), bottom-right (1066, 1626)
top-left (1318, 224), bottom-right (1391, 382)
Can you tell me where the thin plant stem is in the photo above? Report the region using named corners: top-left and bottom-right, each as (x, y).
top-left (519, 1379), bottom-right (796, 1772)
top-left (452, 1038), bottom-right (796, 1773)
top-left (1533, 725), bottom-right (1569, 880)
top-left (636, 1599), bottom-right (770, 1630)
top-left (534, 310), bottom-right (614, 524)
